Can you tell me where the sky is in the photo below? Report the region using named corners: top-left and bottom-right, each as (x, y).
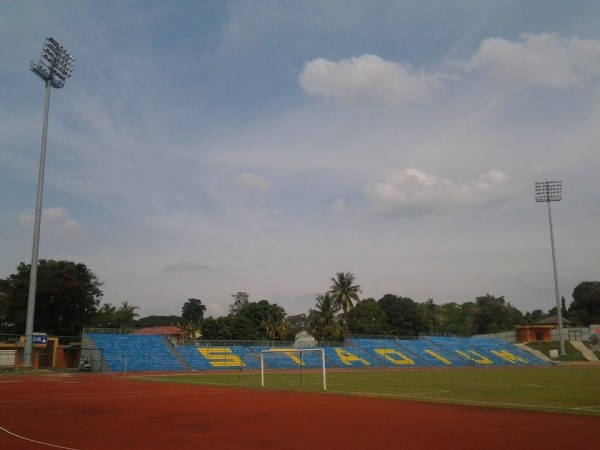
top-left (1, 1), bottom-right (599, 319)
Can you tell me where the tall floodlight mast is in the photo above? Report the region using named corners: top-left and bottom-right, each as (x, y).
top-left (535, 180), bottom-right (565, 356)
top-left (23, 38), bottom-right (75, 367)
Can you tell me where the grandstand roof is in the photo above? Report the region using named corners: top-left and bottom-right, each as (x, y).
top-left (535, 315), bottom-right (574, 326)
top-left (131, 326), bottom-right (183, 336)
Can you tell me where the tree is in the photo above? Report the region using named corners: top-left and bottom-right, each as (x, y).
top-left (474, 294), bottom-right (523, 334)
top-left (523, 309), bottom-right (546, 325)
top-left (201, 316), bottom-right (233, 340)
top-left (228, 298), bottom-right (289, 340)
top-left (437, 302), bottom-right (476, 336)
top-left (115, 301), bottom-right (139, 328)
top-left (378, 294), bottom-right (422, 336)
top-left (229, 315), bottom-right (259, 340)
top-left (135, 315), bottom-right (181, 328)
top-left (309, 293), bottom-right (343, 341)
top-left (347, 298), bottom-right (388, 335)
top-left (91, 303), bottom-right (117, 328)
top-left (328, 272), bottom-right (361, 328)
top-left (419, 299), bottom-right (448, 334)
top-left (91, 301), bottom-right (139, 329)
top-left (178, 320), bottom-right (202, 340)
top-left (561, 296), bottom-right (568, 319)
top-left (314, 293), bottom-right (341, 329)
top-left (260, 304), bottom-right (288, 341)
top-left (181, 298), bottom-right (206, 323)
top-left (287, 313), bottom-right (310, 333)
top-left (0, 260), bottom-right (102, 336)
top-left (229, 292), bottom-right (249, 315)
top-left (569, 281), bottom-right (600, 325)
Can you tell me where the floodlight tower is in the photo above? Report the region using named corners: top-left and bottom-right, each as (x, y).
top-left (23, 38), bottom-right (75, 367)
top-left (535, 180), bottom-right (565, 356)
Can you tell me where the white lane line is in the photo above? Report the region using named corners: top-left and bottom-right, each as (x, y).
top-left (0, 426), bottom-right (80, 450)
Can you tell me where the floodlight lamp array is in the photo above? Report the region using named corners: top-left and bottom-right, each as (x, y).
top-left (535, 180), bottom-right (562, 202)
top-left (30, 37), bottom-right (75, 89)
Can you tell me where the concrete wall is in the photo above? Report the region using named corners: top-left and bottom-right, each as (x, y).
top-left (476, 326), bottom-right (593, 342)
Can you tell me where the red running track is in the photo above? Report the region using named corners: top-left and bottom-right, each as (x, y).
top-left (0, 373), bottom-right (597, 449)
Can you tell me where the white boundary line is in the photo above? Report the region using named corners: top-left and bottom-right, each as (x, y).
top-left (326, 389), bottom-right (599, 414)
top-left (0, 426), bottom-right (79, 450)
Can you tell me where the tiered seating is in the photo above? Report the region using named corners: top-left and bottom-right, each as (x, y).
top-left (347, 337), bottom-right (549, 367)
top-left (347, 338), bottom-right (427, 367)
top-left (423, 337), bottom-right (550, 366)
top-left (468, 337), bottom-right (549, 365)
top-left (423, 337), bottom-right (484, 366)
top-left (394, 339), bottom-right (453, 367)
top-left (261, 349), bottom-right (323, 369)
top-left (323, 346), bottom-right (377, 368)
top-left (176, 346), bottom-right (217, 370)
top-left (176, 345), bottom-right (262, 370)
top-left (88, 333), bottom-right (184, 372)
top-left (86, 333), bottom-right (548, 373)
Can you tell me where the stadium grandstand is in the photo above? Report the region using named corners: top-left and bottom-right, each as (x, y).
top-left (81, 331), bottom-right (549, 373)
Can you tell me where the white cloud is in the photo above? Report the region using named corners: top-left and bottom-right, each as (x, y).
top-left (366, 169), bottom-right (510, 217)
top-left (19, 207), bottom-right (82, 238)
top-left (299, 54), bottom-right (441, 106)
top-left (3, 4), bottom-right (599, 320)
top-left (233, 172), bottom-right (272, 190)
top-left (463, 33), bottom-right (600, 88)
top-left (332, 198), bottom-right (346, 213)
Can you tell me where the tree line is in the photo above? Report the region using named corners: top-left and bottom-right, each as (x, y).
top-left (1, 261), bottom-right (599, 340)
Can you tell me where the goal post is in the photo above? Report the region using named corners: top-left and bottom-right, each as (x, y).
top-left (260, 348), bottom-right (327, 391)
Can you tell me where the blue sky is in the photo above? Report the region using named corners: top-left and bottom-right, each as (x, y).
top-left (1, 1), bottom-right (599, 318)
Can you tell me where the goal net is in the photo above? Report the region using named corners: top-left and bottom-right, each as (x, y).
top-left (260, 348), bottom-right (326, 391)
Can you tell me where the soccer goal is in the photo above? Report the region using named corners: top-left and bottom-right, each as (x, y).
top-left (260, 348), bottom-right (327, 391)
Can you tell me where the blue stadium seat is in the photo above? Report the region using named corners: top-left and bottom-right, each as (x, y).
top-left (86, 333), bottom-right (549, 373)
top-left (87, 333), bottom-right (185, 372)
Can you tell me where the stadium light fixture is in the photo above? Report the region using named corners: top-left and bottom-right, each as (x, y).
top-left (30, 37), bottom-right (75, 89)
top-left (23, 38), bottom-right (75, 367)
top-left (535, 180), bottom-right (565, 356)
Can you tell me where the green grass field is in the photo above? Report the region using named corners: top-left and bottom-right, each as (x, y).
top-left (137, 365), bottom-right (600, 416)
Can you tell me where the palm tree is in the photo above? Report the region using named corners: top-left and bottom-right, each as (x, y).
top-left (328, 272), bottom-right (362, 329)
top-left (315, 293), bottom-right (341, 329)
top-left (261, 316), bottom-right (288, 341)
top-left (260, 305), bottom-right (288, 341)
top-left (310, 293), bottom-right (342, 341)
top-left (178, 320), bottom-right (202, 342)
top-left (115, 301), bottom-right (139, 329)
